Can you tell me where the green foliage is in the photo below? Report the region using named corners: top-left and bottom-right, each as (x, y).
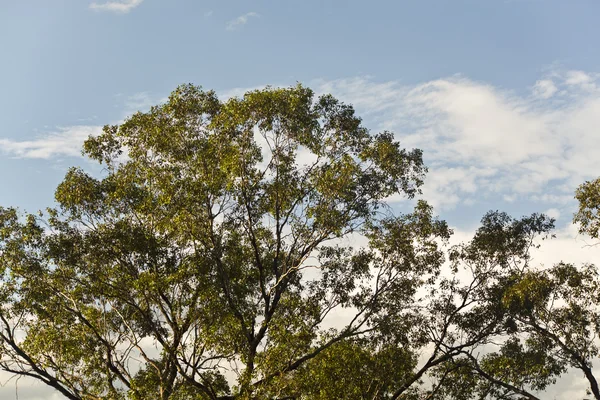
top-left (2, 84), bottom-right (599, 400)
top-left (0, 84), bottom-right (447, 399)
top-left (290, 340), bottom-right (416, 399)
top-left (575, 177), bottom-right (600, 239)
top-left (438, 209), bottom-right (600, 400)
top-left (479, 337), bottom-right (565, 392)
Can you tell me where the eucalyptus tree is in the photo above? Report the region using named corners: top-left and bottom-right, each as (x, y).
top-left (4, 83), bottom-right (594, 400)
top-left (0, 84), bottom-right (453, 399)
top-left (424, 206), bottom-right (600, 400)
top-left (416, 211), bottom-right (563, 400)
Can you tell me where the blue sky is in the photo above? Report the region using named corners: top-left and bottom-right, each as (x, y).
top-left (2, 0), bottom-right (600, 219)
top-left (2, 1), bottom-right (600, 398)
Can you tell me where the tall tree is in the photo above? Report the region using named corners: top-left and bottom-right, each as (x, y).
top-left (395, 211), bottom-right (563, 400)
top-left (426, 205), bottom-right (600, 399)
top-left (466, 179), bottom-right (600, 400)
top-left (0, 84), bottom-right (452, 399)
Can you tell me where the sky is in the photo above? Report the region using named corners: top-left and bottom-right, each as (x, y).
top-left (1, 0), bottom-right (600, 398)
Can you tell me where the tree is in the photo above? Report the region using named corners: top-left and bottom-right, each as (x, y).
top-left (427, 205), bottom-right (600, 400)
top-left (4, 83), bottom-right (597, 400)
top-left (575, 177), bottom-right (600, 241)
top-left (461, 179), bottom-right (600, 400)
top-left (0, 84), bottom-right (454, 399)
top-left (399, 211), bottom-right (564, 400)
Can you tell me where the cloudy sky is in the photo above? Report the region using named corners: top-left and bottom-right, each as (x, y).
top-left (1, 0), bottom-right (600, 398)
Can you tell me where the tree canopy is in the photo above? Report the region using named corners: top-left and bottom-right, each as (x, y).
top-left (0, 84), bottom-right (598, 399)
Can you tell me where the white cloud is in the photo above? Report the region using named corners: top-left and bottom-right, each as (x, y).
top-left (403, 78), bottom-right (557, 166)
top-left (564, 70), bottom-right (595, 90)
top-left (0, 92), bottom-right (165, 162)
top-left (0, 126), bottom-right (101, 159)
top-left (545, 207), bottom-right (561, 220)
top-left (532, 79), bottom-right (558, 99)
top-left (226, 12), bottom-right (259, 31)
top-left (124, 92), bottom-right (161, 114)
top-left (6, 69), bottom-right (599, 213)
top-left (313, 70), bottom-right (600, 210)
top-left (89, 0), bottom-right (144, 14)
top-left (530, 193), bottom-right (574, 205)
top-left (419, 166), bottom-right (497, 210)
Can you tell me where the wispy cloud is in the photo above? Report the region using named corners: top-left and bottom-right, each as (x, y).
top-left (0, 91), bottom-right (167, 161)
top-left (564, 70), bottom-right (597, 91)
top-left (313, 70), bottom-right (600, 211)
top-left (226, 12), bottom-right (259, 31)
top-left (0, 126), bottom-right (101, 159)
top-left (5, 69), bottom-right (600, 215)
top-left (89, 0), bottom-right (144, 14)
top-left (124, 92), bottom-right (159, 114)
top-left (532, 79), bottom-right (558, 99)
